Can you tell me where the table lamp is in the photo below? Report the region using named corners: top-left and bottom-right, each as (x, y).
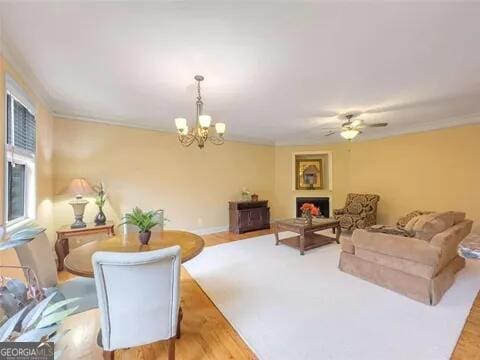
top-left (64, 178), bottom-right (94, 229)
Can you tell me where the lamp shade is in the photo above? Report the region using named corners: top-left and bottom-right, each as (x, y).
top-left (175, 117), bottom-right (187, 131)
top-left (198, 115), bottom-right (212, 128)
top-left (64, 178), bottom-right (94, 197)
top-left (215, 122), bottom-right (226, 135)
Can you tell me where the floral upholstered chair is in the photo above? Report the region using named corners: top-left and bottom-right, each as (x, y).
top-left (333, 193), bottom-right (380, 231)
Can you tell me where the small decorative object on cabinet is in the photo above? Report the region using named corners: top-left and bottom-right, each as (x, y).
top-left (251, 193), bottom-right (259, 202)
top-left (229, 200), bottom-right (270, 234)
top-left (93, 182), bottom-right (107, 226)
top-left (240, 187), bottom-right (251, 201)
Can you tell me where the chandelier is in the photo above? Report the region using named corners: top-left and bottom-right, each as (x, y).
top-left (174, 75), bottom-right (226, 148)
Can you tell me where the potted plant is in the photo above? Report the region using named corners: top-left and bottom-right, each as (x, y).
top-left (93, 183), bottom-right (107, 226)
top-left (0, 291), bottom-right (78, 359)
top-left (300, 203), bottom-right (320, 226)
top-left (120, 207), bottom-right (163, 245)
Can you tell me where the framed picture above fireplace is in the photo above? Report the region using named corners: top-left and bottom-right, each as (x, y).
top-left (292, 151), bottom-right (332, 191)
top-left (295, 158), bottom-right (323, 190)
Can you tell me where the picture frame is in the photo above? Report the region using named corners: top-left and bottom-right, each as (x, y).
top-left (295, 158), bottom-right (323, 190)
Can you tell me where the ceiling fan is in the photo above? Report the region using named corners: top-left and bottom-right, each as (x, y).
top-left (323, 113), bottom-right (388, 140)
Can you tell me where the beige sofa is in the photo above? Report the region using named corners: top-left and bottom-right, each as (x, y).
top-left (339, 211), bottom-right (472, 305)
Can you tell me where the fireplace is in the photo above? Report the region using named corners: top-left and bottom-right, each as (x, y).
top-left (296, 197), bottom-right (330, 218)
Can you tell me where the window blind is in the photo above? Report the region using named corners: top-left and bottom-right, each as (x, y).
top-left (7, 161), bottom-right (26, 221)
top-left (7, 93), bottom-right (36, 154)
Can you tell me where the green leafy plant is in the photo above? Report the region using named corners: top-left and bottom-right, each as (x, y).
top-left (0, 292), bottom-right (78, 359)
top-left (120, 207), bottom-right (164, 233)
top-left (93, 182), bottom-right (106, 208)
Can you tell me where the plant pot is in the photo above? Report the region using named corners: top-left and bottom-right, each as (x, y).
top-left (139, 231), bottom-right (152, 245)
top-left (94, 208), bottom-right (107, 226)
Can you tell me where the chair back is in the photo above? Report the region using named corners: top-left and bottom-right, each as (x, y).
top-left (122, 210), bottom-right (164, 235)
top-left (345, 193), bottom-right (380, 216)
top-left (15, 231), bottom-right (58, 288)
top-left (92, 246), bottom-right (181, 351)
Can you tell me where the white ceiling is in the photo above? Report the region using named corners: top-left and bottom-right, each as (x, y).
top-left (1, 2), bottom-right (480, 145)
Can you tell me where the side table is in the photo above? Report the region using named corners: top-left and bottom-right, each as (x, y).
top-left (458, 233), bottom-right (480, 260)
top-left (55, 221), bottom-right (115, 271)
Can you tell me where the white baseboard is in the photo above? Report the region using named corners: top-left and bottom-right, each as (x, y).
top-left (191, 225), bottom-right (229, 235)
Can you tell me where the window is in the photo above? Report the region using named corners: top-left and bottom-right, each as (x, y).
top-left (5, 76), bottom-right (36, 228)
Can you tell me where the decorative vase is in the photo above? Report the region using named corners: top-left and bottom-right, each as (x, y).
top-left (139, 231), bottom-right (152, 245)
top-left (303, 210), bottom-right (313, 226)
top-left (94, 207), bottom-right (107, 226)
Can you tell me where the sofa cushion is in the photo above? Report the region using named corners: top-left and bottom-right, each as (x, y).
top-left (352, 229), bottom-right (442, 266)
top-left (408, 212), bottom-right (456, 241)
top-left (397, 210), bottom-right (433, 228)
top-left (451, 211), bottom-right (466, 224)
top-left (355, 248), bottom-right (436, 279)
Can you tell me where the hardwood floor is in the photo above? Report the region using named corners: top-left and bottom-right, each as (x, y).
top-left (452, 290), bottom-right (480, 360)
top-left (57, 228), bottom-right (479, 359)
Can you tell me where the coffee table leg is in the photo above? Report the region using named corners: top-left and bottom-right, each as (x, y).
top-left (300, 235), bottom-right (305, 255)
top-left (274, 224), bottom-right (280, 245)
top-left (335, 225), bottom-right (341, 244)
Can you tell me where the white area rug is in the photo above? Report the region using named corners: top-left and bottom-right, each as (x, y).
top-left (184, 231), bottom-right (480, 360)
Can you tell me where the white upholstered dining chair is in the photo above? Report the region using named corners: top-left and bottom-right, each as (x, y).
top-left (92, 245), bottom-right (181, 360)
top-left (15, 231), bottom-right (97, 314)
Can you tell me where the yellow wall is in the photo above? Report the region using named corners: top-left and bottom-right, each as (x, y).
top-left (0, 56), bottom-right (54, 277)
top-left (52, 117), bottom-right (275, 232)
top-left (274, 124), bottom-right (480, 225)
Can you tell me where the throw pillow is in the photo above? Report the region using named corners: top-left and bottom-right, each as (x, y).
top-left (397, 210), bottom-right (433, 228)
top-left (367, 225), bottom-right (416, 237)
top-left (411, 212), bottom-right (455, 241)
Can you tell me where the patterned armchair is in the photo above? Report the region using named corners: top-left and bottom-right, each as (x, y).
top-left (333, 193), bottom-right (380, 231)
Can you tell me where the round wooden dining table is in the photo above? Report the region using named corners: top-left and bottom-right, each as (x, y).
top-left (64, 230), bottom-right (205, 278)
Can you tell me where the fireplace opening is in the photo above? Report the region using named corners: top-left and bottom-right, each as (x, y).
top-left (296, 197), bottom-right (330, 218)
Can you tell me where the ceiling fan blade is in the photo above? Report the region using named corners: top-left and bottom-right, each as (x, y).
top-left (366, 122), bottom-right (388, 127)
top-left (324, 131), bottom-right (337, 137)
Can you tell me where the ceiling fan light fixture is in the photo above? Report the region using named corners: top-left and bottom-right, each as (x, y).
top-left (340, 129), bottom-right (360, 140)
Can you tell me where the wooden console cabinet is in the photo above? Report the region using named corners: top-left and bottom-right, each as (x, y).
top-left (229, 200), bottom-right (270, 234)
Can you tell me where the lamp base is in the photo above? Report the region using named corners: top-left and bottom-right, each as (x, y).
top-left (69, 198), bottom-right (88, 229)
top-left (71, 217), bottom-right (87, 229)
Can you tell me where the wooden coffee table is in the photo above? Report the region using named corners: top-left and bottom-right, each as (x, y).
top-left (274, 218), bottom-right (341, 255)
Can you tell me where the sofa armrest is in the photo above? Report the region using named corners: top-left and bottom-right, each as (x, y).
top-left (430, 220), bottom-right (473, 249)
top-left (431, 220), bottom-right (473, 270)
top-left (352, 229), bottom-right (441, 266)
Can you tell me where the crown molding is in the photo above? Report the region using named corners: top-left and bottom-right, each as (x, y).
top-left (1, 35), bottom-right (53, 113)
top-left (53, 112), bottom-right (275, 147)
